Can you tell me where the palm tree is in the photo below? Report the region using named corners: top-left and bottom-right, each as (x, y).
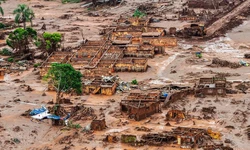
top-left (28, 9), bottom-right (35, 27)
top-left (13, 4), bottom-right (35, 29)
top-left (0, 0), bottom-right (5, 16)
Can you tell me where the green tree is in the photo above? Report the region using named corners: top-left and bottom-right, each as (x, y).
top-left (133, 9), bottom-right (145, 18)
top-left (0, 0), bottom-right (5, 16)
top-left (41, 32), bottom-right (62, 54)
top-left (44, 63), bottom-right (82, 104)
top-left (6, 27), bottom-right (37, 54)
top-left (13, 4), bottom-right (35, 29)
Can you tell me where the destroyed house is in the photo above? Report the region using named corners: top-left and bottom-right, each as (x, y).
top-left (141, 127), bottom-right (210, 148)
top-left (111, 26), bottom-right (166, 40)
top-left (90, 119), bottom-right (107, 131)
top-left (166, 110), bottom-right (186, 122)
top-left (119, 44), bottom-right (155, 58)
top-left (179, 8), bottom-right (198, 21)
top-left (120, 92), bottom-right (161, 121)
top-left (188, 0), bottom-right (222, 9)
top-left (39, 51), bottom-right (74, 76)
top-left (141, 37), bottom-right (177, 47)
top-left (71, 46), bottom-right (101, 69)
top-left (82, 76), bottom-right (117, 96)
top-left (116, 16), bottom-right (150, 26)
top-left (196, 77), bottom-right (226, 96)
top-left (114, 58), bottom-right (148, 72)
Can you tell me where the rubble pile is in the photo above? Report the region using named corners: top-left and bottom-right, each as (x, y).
top-left (210, 58), bottom-right (241, 68)
top-left (246, 125), bottom-right (250, 140)
top-left (245, 53), bottom-right (250, 59)
top-left (121, 127), bottom-right (226, 148)
top-left (235, 83), bottom-right (249, 93)
top-left (202, 107), bottom-right (216, 119)
top-left (58, 132), bottom-right (79, 145)
top-left (231, 109), bottom-right (248, 124)
top-left (70, 105), bottom-right (97, 121)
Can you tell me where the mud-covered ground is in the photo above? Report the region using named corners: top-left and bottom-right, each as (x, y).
top-left (1, 0), bottom-right (250, 150)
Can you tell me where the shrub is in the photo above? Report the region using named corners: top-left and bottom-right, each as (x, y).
top-left (133, 9), bottom-right (146, 18)
top-left (0, 48), bottom-right (12, 56)
top-left (33, 63), bottom-right (41, 68)
top-left (61, 0), bottom-right (80, 4)
top-left (68, 121), bottom-right (82, 129)
top-left (0, 23), bottom-right (5, 29)
top-left (7, 57), bottom-right (14, 62)
top-left (131, 79), bottom-right (138, 85)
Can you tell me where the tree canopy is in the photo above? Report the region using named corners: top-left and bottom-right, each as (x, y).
top-left (42, 32), bottom-right (62, 54)
top-left (44, 63), bottom-right (82, 103)
top-left (6, 27), bottom-right (37, 54)
top-left (13, 4), bottom-right (35, 29)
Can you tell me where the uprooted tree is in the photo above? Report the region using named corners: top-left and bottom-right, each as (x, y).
top-left (44, 63), bottom-right (82, 104)
top-left (6, 27), bottom-right (37, 55)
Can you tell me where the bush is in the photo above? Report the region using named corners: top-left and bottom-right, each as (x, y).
top-left (0, 48), bottom-right (12, 56)
top-left (61, 0), bottom-right (80, 4)
top-left (7, 57), bottom-right (14, 62)
top-left (68, 121), bottom-right (82, 129)
top-left (0, 23), bottom-right (5, 29)
top-left (133, 9), bottom-right (146, 18)
top-left (33, 63), bottom-right (41, 68)
top-left (131, 79), bottom-right (138, 85)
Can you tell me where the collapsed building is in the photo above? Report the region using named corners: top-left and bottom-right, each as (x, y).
top-left (120, 127), bottom-right (227, 149)
top-left (187, 0), bottom-right (233, 9)
top-left (82, 76), bottom-right (117, 95)
top-left (39, 16), bottom-right (178, 95)
top-left (40, 24), bottom-right (177, 77)
top-left (165, 110), bottom-right (186, 122)
top-left (90, 119), bottom-right (107, 131)
top-left (195, 77), bottom-right (227, 97)
top-left (120, 92), bottom-right (161, 121)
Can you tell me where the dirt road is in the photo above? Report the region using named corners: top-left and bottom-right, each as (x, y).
top-left (206, 0), bottom-right (250, 36)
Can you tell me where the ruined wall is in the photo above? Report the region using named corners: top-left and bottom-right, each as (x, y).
top-left (101, 84), bottom-right (117, 96)
top-left (114, 59), bottom-right (148, 72)
top-left (111, 32), bottom-right (142, 40)
top-left (90, 119), bottom-right (106, 131)
top-left (83, 85), bottom-right (100, 94)
top-left (165, 89), bottom-right (194, 106)
top-left (135, 102), bottom-right (161, 121)
top-left (195, 88), bottom-right (226, 96)
top-left (188, 0), bottom-right (220, 9)
top-left (143, 37), bottom-right (177, 47)
top-left (121, 101), bottom-right (161, 121)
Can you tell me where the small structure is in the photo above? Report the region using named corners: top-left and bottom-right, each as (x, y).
top-left (166, 110), bottom-right (186, 122)
top-left (90, 119), bottom-right (107, 131)
top-left (120, 92), bottom-right (161, 121)
top-left (141, 127), bottom-right (212, 148)
top-left (114, 58), bottom-right (148, 72)
top-left (82, 76), bottom-right (117, 96)
top-left (195, 77), bottom-right (227, 96)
